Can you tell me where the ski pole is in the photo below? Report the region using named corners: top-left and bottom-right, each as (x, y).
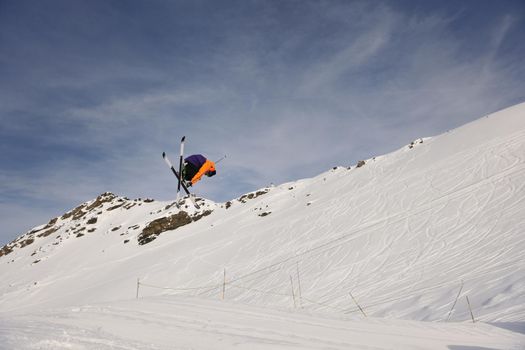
top-left (215, 155), bottom-right (227, 164)
top-left (177, 136), bottom-right (185, 196)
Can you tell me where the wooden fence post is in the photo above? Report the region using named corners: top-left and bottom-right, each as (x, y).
top-left (290, 275), bottom-right (297, 308)
top-left (466, 296), bottom-right (476, 323)
top-left (349, 292), bottom-right (367, 317)
top-left (222, 268), bottom-right (226, 300)
top-left (447, 280), bottom-right (464, 321)
top-left (296, 262), bottom-right (303, 308)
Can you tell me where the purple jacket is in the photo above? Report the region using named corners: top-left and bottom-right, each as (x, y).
top-left (185, 154), bottom-right (207, 169)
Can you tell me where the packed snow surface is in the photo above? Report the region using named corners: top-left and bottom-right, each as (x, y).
top-left (1, 102), bottom-right (525, 349)
top-left (2, 297), bottom-right (523, 349)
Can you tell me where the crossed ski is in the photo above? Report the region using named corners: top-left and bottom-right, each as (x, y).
top-left (162, 136), bottom-right (200, 209)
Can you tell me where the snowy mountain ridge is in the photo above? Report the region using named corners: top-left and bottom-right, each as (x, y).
top-left (1, 102), bottom-right (525, 349)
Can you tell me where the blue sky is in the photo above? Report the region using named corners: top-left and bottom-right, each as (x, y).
top-left (1, 0), bottom-right (524, 245)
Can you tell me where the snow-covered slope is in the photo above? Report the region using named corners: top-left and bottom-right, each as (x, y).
top-left (2, 297), bottom-right (523, 350)
top-left (1, 102), bottom-right (525, 349)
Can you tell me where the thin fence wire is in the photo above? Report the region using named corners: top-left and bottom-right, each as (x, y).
top-left (139, 281), bottom-right (221, 292)
top-left (137, 275), bottom-right (473, 321)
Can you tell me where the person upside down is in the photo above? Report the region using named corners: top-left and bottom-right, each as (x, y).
top-left (182, 154), bottom-right (216, 186)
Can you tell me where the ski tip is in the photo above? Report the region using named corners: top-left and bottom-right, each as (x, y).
top-left (162, 152), bottom-right (166, 158)
top-left (181, 136), bottom-right (186, 142)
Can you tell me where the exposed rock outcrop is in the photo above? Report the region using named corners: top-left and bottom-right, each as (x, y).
top-left (138, 210), bottom-right (213, 245)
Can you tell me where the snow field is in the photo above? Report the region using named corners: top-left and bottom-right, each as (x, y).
top-left (2, 296), bottom-right (524, 350)
top-left (1, 102), bottom-right (525, 349)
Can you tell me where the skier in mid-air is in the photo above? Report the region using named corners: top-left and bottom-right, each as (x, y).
top-left (162, 137), bottom-right (220, 209)
top-left (182, 154), bottom-right (216, 186)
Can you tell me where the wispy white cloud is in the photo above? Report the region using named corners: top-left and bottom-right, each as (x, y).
top-left (481, 14), bottom-right (518, 79)
top-left (297, 8), bottom-right (398, 95)
top-left (491, 14), bottom-right (516, 49)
